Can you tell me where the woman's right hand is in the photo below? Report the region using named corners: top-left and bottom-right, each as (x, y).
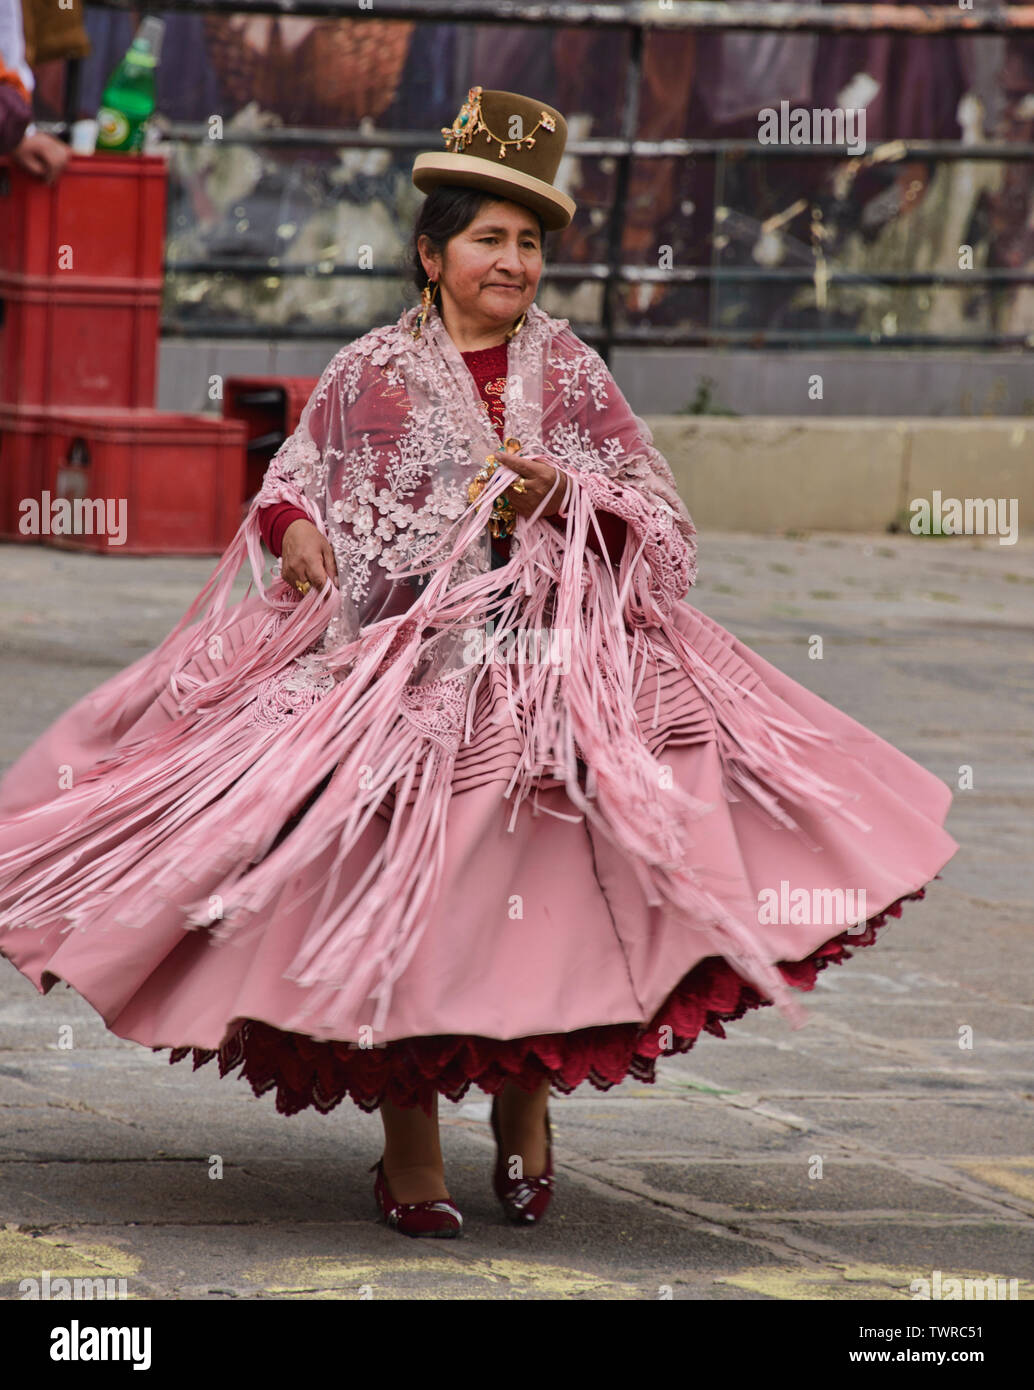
top-left (280, 519), bottom-right (338, 594)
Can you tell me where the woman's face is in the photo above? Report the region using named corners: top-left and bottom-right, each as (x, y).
top-left (419, 199), bottom-right (543, 336)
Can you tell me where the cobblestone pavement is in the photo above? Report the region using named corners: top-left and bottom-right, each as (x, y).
top-left (0, 532), bottom-right (1031, 1300)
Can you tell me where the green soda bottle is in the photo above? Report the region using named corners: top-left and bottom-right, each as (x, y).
top-left (95, 16), bottom-right (165, 153)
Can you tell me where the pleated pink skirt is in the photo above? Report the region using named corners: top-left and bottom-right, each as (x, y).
top-left (0, 598), bottom-right (958, 1114)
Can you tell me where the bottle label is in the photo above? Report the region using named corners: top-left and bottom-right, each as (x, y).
top-left (97, 106), bottom-right (131, 148)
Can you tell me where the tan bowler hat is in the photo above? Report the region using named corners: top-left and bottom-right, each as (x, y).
top-left (412, 86), bottom-right (576, 231)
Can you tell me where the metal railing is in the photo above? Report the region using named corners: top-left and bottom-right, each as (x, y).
top-left (66, 1), bottom-right (1034, 358)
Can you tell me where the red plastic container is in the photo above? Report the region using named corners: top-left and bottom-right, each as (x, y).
top-left (222, 375), bottom-right (319, 498)
top-left (0, 274), bottom-right (160, 407)
top-left (0, 153), bottom-right (168, 282)
top-left (0, 404), bottom-right (247, 553)
top-left (0, 403), bottom-right (47, 541)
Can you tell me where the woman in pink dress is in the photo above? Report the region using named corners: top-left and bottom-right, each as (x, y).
top-left (0, 88), bottom-right (958, 1240)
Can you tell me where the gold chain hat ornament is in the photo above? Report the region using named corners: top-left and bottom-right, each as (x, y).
top-left (442, 86), bottom-right (557, 159)
top-left (413, 86), bottom-right (576, 232)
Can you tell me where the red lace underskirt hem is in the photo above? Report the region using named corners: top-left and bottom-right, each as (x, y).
top-left (165, 885), bottom-right (932, 1116)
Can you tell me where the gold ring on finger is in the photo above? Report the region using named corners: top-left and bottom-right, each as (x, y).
top-left (511, 478), bottom-right (527, 493)
top-left (295, 580), bottom-right (311, 595)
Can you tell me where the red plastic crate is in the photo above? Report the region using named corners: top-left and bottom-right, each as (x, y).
top-left (0, 404), bottom-right (246, 553)
top-left (0, 403), bottom-right (47, 541)
top-left (222, 376), bottom-right (319, 498)
top-left (0, 153), bottom-right (167, 282)
top-left (0, 274), bottom-right (160, 407)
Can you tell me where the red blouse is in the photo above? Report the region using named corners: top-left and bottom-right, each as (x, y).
top-left (257, 342), bottom-right (627, 562)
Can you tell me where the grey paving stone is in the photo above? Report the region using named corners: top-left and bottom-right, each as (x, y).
top-left (770, 1222), bottom-right (1033, 1284)
top-left (627, 1160), bottom-right (992, 1215)
top-left (768, 1098), bottom-right (1034, 1157)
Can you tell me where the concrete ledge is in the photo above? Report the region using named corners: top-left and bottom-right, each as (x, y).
top-left (613, 347), bottom-right (1034, 418)
top-left (649, 416), bottom-right (1034, 533)
top-left (161, 342), bottom-right (1034, 419)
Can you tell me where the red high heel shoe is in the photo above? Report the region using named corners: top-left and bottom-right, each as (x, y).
top-left (489, 1092), bottom-right (554, 1224)
top-left (370, 1157), bottom-right (463, 1238)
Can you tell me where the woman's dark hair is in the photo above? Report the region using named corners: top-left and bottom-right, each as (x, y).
top-left (410, 184), bottom-right (548, 294)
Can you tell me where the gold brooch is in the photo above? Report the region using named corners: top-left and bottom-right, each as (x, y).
top-left (442, 87), bottom-right (557, 161)
top-left (467, 436), bottom-right (524, 538)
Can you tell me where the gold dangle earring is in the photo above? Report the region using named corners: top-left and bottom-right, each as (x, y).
top-left (412, 277), bottom-right (439, 338)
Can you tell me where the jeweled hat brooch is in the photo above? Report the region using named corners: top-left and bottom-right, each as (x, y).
top-left (413, 86), bottom-right (576, 231)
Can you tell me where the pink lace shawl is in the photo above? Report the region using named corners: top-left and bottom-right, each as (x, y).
top-left (250, 300), bottom-right (698, 664)
top-left (0, 301), bottom-right (868, 1035)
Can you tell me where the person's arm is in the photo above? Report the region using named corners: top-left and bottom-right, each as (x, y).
top-left (570, 463), bottom-right (696, 618)
top-left (545, 329), bottom-right (697, 620)
top-left (1, 37), bottom-right (69, 180)
top-left (0, 76), bottom-right (31, 154)
top-left (258, 500), bottom-right (313, 558)
top-left (0, 23), bottom-right (32, 155)
top-left (549, 501), bottom-right (627, 563)
top-left (249, 359), bottom-right (343, 595)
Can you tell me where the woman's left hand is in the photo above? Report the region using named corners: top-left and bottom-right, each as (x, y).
top-left (493, 450), bottom-right (570, 519)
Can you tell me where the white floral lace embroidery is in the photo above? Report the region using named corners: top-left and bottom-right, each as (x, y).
top-left (328, 467), bottom-right (469, 608)
top-left (544, 419), bottom-right (626, 475)
top-left (548, 340), bottom-right (611, 413)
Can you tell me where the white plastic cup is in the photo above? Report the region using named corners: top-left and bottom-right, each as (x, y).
top-left (70, 119), bottom-right (98, 154)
